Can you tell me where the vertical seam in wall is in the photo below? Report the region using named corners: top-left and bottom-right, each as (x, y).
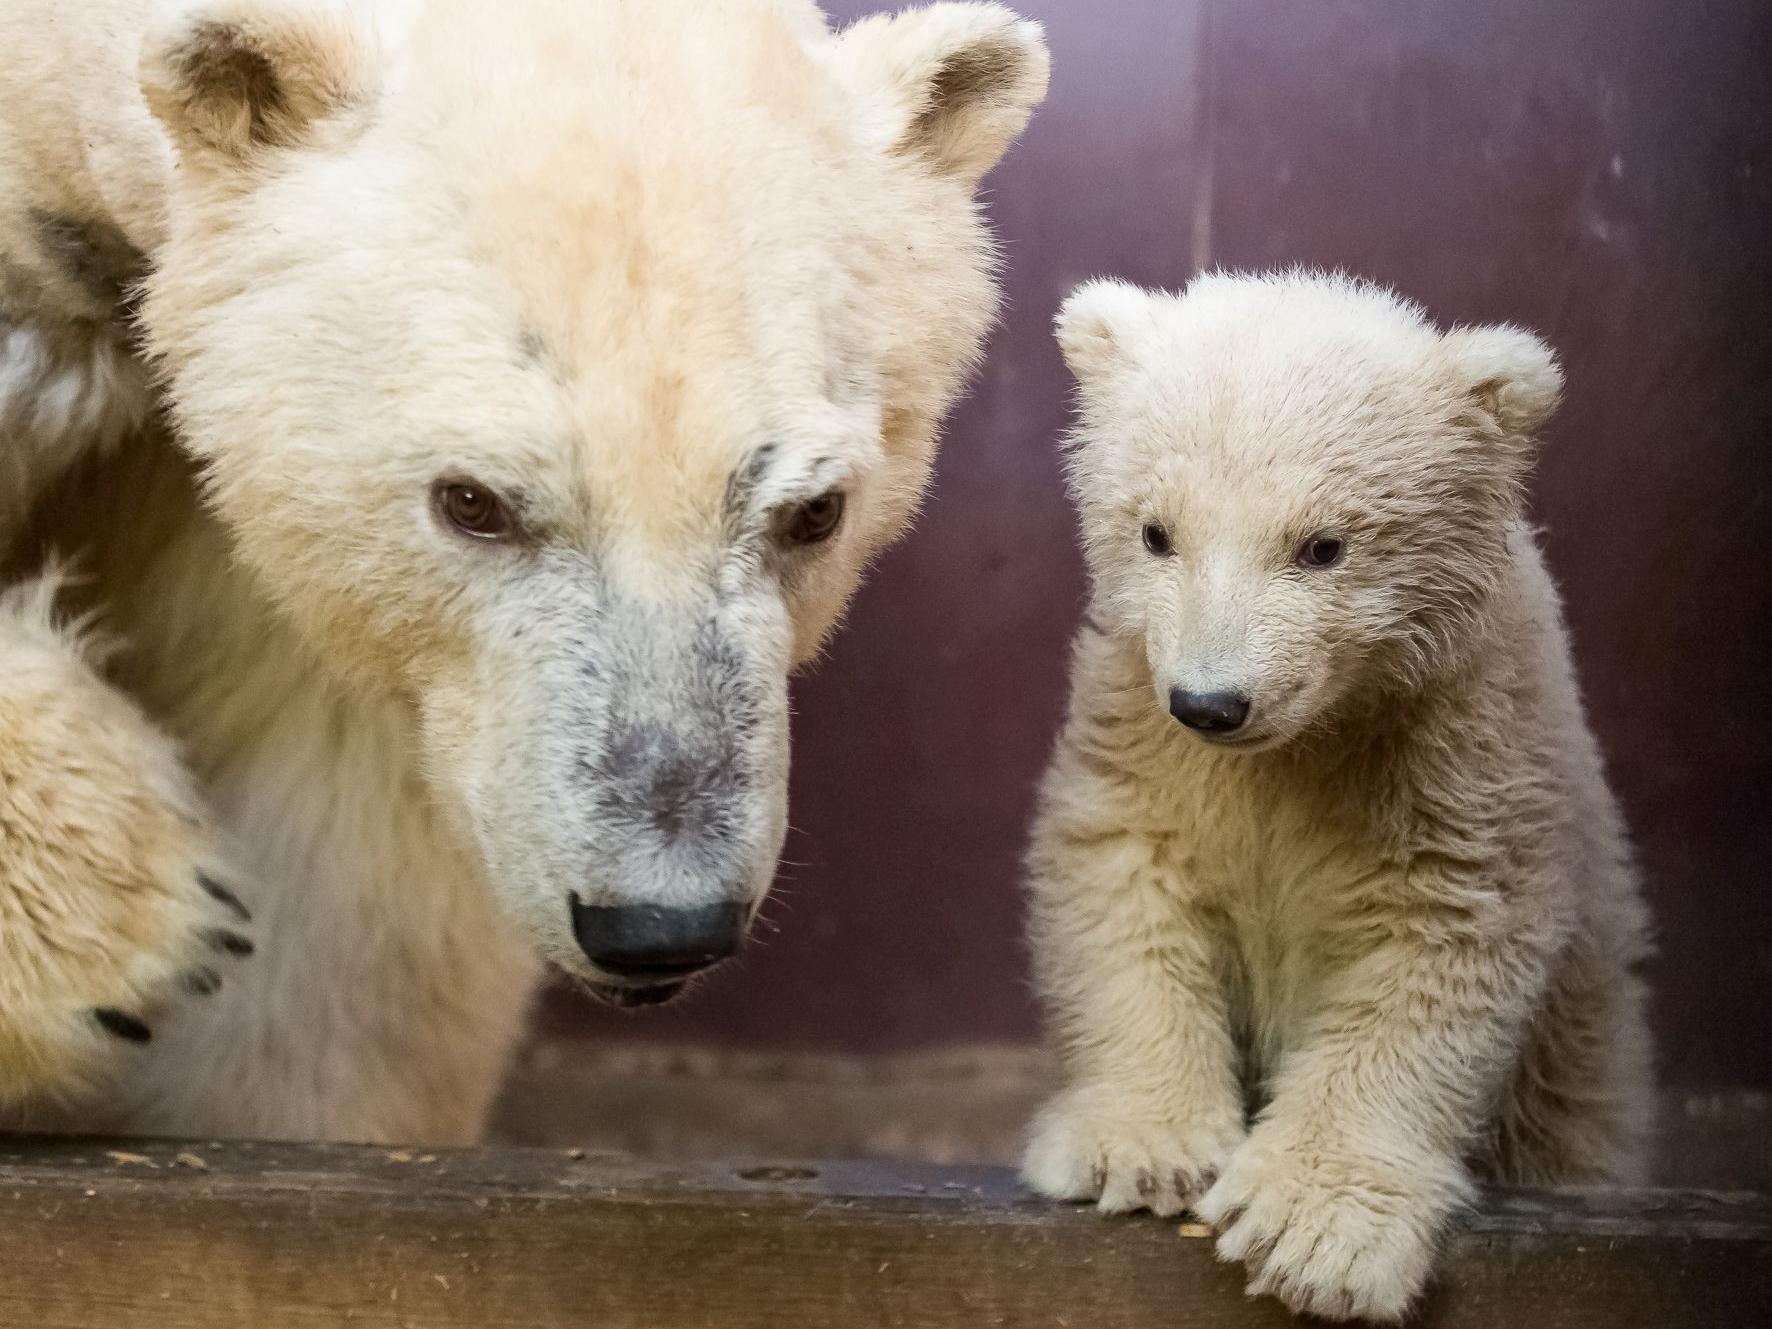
top-left (1188, 0), bottom-right (1218, 275)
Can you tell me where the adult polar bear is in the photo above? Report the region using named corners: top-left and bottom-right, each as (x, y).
top-left (0, 0), bottom-right (1047, 1142)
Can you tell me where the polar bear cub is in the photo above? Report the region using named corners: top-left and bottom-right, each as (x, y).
top-left (1022, 271), bottom-right (1652, 1322)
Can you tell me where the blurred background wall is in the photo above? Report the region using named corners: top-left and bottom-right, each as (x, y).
top-left (531, 0), bottom-right (1772, 1105)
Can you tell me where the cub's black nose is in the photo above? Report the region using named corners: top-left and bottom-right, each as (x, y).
top-left (1168, 688), bottom-right (1251, 736)
top-left (569, 899), bottom-right (745, 980)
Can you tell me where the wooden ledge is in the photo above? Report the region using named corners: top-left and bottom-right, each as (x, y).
top-left (0, 1138), bottom-right (1767, 1326)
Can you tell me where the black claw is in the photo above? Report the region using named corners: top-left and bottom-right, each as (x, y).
top-left (183, 967), bottom-right (223, 996)
top-left (198, 874), bottom-right (252, 923)
top-left (93, 1008), bottom-right (152, 1043)
top-left (203, 928), bottom-right (255, 958)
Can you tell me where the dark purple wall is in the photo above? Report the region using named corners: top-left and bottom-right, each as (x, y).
top-left (546, 0), bottom-right (1772, 1090)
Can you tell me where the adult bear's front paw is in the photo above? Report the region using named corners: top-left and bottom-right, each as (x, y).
top-left (1022, 1085), bottom-right (1245, 1217)
top-left (1195, 1126), bottom-right (1466, 1323)
top-left (0, 602), bottom-right (254, 1103)
top-left (0, 772), bottom-right (256, 1103)
top-left (81, 864), bottom-right (254, 1040)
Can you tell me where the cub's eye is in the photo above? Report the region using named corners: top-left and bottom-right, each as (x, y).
top-left (1296, 534), bottom-right (1345, 569)
top-left (1142, 522), bottom-right (1173, 557)
top-left (777, 490), bottom-right (846, 548)
top-left (434, 480), bottom-right (517, 541)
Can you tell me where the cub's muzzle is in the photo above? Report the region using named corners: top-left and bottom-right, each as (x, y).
top-left (1168, 687), bottom-right (1251, 737)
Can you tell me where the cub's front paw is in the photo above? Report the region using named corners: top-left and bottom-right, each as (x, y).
top-left (1022, 1087), bottom-right (1245, 1217)
top-left (1195, 1130), bottom-right (1466, 1323)
top-left (0, 624), bottom-right (255, 1102)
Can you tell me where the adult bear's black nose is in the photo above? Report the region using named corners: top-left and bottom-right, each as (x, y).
top-left (1168, 688), bottom-right (1251, 736)
top-left (569, 899), bottom-right (746, 980)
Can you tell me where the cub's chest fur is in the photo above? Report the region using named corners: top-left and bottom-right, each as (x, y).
top-left (1151, 726), bottom-right (1385, 907)
top-left (1151, 738), bottom-right (1395, 1093)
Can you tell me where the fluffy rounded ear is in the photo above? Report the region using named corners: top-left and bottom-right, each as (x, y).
top-left (1055, 279), bottom-right (1163, 381)
top-left (833, 3), bottom-right (1049, 184)
top-left (1441, 323), bottom-right (1565, 440)
top-left (140, 0), bottom-right (377, 163)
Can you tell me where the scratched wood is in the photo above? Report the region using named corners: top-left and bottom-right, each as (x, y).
top-left (0, 1139), bottom-right (1767, 1327)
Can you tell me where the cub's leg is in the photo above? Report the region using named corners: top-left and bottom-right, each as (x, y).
top-left (1022, 802), bottom-right (1246, 1216)
top-left (1485, 915), bottom-right (1654, 1186)
top-left (0, 574), bottom-right (251, 1104)
top-left (1195, 891), bottom-right (1552, 1323)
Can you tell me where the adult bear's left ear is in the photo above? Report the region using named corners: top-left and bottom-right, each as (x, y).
top-left (141, 0), bottom-right (379, 165)
top-left (833, 3), bottom-right (1050, 184)
top-left (1441, 324), bottom-right (1565, 444)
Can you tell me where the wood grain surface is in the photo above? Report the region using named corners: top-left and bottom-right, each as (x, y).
top-left (0, 1137), bottom-right (1766, 1326)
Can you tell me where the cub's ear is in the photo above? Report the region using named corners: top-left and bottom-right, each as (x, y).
top-left (1441, 324), bottom-right (1564, 441)
top-left (833, 3), bottom-right (1049, 183)
top-left (1055, 279), bottom-right (1163, 381)
top-left (141, 0), bottom-right (377, 163)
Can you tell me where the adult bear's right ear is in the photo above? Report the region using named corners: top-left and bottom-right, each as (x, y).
top-left (833, 3), bottom-right (1050, 184)
top-left (141, 0), bottom-right (379, 164)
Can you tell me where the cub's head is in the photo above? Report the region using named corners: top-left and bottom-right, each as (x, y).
top-left (1058, 271), bottom-right (1562, 750)
top-left (137, 0), bottom-right (1046, 1000)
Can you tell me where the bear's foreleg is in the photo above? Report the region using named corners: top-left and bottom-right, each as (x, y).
top-left (1022, 823), bottom-right (1247, 1217)
top-left (1483, 919), bottom-right (1654, 1186)
top-left (1195, 905), bottom-right (1553, 1323)
top-left (0, 573), bottom-right (251, 1105)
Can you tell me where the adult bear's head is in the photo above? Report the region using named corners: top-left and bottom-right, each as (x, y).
top-left (138, 0), bottom-right (1047, 1000)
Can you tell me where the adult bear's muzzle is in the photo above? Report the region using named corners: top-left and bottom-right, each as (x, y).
top-left (569, 898), bottom-right (747, 983)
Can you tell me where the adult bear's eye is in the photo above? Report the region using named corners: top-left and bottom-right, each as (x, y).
top-left (1142, 522), bottom-right (1173, 557)
top-left (435, 479), bottom-right (517, 541)
top-left (777, 490), bottom-right (846, 548)
top-left (1296, 534), bottom-right (1345, 569)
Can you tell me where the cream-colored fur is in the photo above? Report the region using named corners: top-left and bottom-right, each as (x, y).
top-left (0, 0), bottom-right (1046, 1139)
top-left (1022, 272), bottom-right (1652, 1322)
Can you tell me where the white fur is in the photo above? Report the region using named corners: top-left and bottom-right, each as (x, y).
top-left (0, 0), bottom-right (1046, 1138)
top-left (0, 324), bottom-right (147, 534)
top-left (1024, 271), bottom-right (1652, 1322)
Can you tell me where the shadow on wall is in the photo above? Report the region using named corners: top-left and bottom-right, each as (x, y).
top-left (538, 0), bottom-right (1772, 1095)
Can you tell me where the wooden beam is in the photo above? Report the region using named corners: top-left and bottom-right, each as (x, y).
top-left (0, 1138), bottom-right (1767, 1327)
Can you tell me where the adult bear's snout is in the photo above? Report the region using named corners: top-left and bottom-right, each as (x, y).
top-left (568, 898), bottom-right (746, 981)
